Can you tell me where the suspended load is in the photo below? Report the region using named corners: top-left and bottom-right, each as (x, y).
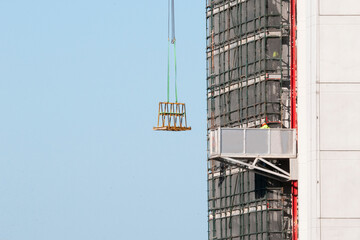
top-left (153, 0), bottom-right (191, 132)
top-left (154, 102), bottom-right (190, 131)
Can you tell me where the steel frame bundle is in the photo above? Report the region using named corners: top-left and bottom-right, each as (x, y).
top-left (153, 102), bottom-right (191, 131)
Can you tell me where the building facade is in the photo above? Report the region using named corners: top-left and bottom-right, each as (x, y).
top-left (298, 0), bottom-right (360, 239)
top-left (206, 0), bottom-right (360, 239)
top-left (206, 0), bottom-right (296, 239)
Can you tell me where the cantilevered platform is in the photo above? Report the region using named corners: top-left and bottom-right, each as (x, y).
top-left (209, 127), bottom-right (297, 180)
top-left (209, 127), bottom-right (296, 159)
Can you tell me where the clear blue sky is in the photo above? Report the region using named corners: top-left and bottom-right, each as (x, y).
top-left (0, 1), bottom-right (207, 239)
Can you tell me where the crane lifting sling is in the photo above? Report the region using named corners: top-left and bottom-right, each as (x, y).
top-left (153, 0), bottom-right (191, 131)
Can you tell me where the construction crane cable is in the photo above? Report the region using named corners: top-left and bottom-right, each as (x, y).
top-left (167, 0), bottom-right (178, 103)
top-left (167, 39), bottom-right (170, 102)
top-left (174, 42), bottom-right (178, 103)
top-left (171, 0), bottom-right (176, 43)
top-left (168, 0), bottom-right (170, 41)
top-left (167, 0), bottom-right (170, 102)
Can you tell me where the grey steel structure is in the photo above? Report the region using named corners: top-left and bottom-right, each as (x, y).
top-left (206, 0), bottom-right (294, 239)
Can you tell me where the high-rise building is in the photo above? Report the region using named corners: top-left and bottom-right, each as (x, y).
top-left (206, 0), bottom-right (360, 239)
top-left (206, 0), bottom-right (296, 239)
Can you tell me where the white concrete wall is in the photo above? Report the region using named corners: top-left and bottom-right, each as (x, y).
top-left (298, 0), bottom-right (360, 239)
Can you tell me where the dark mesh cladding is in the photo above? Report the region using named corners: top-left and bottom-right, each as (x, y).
top-left (206, 0), bottom-right (292, 239)
top-left (206, 0), bottom-right (290, 129)
top-left (208, 167), bottom-right (293, 240)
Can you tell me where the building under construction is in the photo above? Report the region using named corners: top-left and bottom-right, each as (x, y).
top-left (206, 0), bottom-right (360, 239)
top-left (206, 0), bottom-right (297, 239)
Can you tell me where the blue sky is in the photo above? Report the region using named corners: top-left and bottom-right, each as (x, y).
top-left (0, 1), bottom-right (207, 239)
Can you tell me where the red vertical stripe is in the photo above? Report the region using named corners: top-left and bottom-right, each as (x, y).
top-left (290, 0), bottom-right (298, 239)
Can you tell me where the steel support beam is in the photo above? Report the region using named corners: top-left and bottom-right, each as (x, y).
top-left (221, 157), bottom-right (291, 181)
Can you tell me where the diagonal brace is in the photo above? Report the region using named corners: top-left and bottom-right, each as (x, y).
top-left (222, 157), bottom-right (291, 180)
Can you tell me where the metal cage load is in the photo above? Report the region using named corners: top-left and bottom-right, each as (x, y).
top-left (153, 102), bottom-right (191, 131)
top-left (153, 0), bottom-right (191, 132)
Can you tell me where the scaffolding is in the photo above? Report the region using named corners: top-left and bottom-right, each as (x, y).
top-left (208, 167), bottom-right (292, 240)
top-left (206, 0), bottom-right (293, 239)
top-left (206, 0), bottom-right (290, 129)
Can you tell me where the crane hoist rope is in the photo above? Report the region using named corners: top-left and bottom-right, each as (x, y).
top-left (168, 0), bottom-right (177, 103)
top-left (153, 0), bottom-right (191, 132)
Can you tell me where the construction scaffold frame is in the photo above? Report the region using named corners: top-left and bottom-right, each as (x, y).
top-left (208, 167), bottom-right (292, 240)
top-left (206, 0), bottom-right (295, 239)
top-left (206, 0), bottom-right (290, 129)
